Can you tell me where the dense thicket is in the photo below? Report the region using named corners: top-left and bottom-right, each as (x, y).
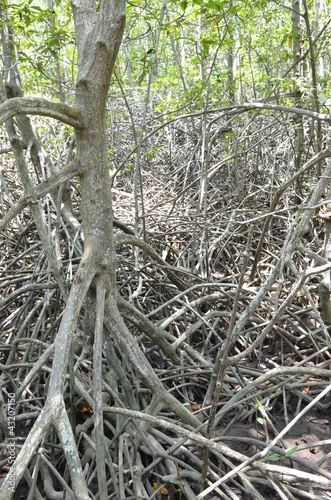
top-left (1, 1), bottom-right (331, 499)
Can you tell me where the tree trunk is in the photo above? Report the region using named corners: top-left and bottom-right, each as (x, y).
top-left (0, 2), bottom-right (126, 498)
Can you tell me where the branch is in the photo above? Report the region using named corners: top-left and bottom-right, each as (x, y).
top-left (114, 233), bottom-right (187, 291)
top-left (113, 101), bottom-right (331, 178)
top-left (92, 277), bottom-right (107, 498)
top-left (104, 300), bottom-right (202, 429)
top-left (0, 405), bottom-right (53, 499)
top-left (237, 101), bottom-right (331, 122)
top-left (117, 297), bottom-right (181, 364)
top-left (48, 245), bottom-right (96, 391)
top-left (0, 158), bottom-right (81, 232)
top-left (0, 97), bottom-right (86, 129)
top-left (55, 402), bottom-right (90, 500)
top-left (250, 148), bottom-right (331, 279)
top-left (228, 156), bottom-right (331, 354)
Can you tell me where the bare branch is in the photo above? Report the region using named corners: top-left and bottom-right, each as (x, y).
top-left (0, 159), bottom-right (81, 231)
top-left (55, 402), bottom-right (90, 500)
top-left (117, 297), bottom-right (181, 364)
top-left (0, 97), bottom-right (86, 129)
top-left (115, 233), bottom-right (187, 291)
top-left (92, 277), bottom-right (107, 498)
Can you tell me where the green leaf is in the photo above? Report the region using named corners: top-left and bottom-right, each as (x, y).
top-left (201, 37), bottom-right (218, 46)
top-left (213, 0), bottom-right (226, 10)
top-left (285, 446), bottom-right (298, 458)
top-left (267, 454), bottom-right (281, 461)
top-left (229, 5), bottom-right (240, 14)
top-left (256, 417), bottom-right (264, 425)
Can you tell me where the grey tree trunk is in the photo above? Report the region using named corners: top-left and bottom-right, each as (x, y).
top-left (0, 2), bottom-right (126, 498)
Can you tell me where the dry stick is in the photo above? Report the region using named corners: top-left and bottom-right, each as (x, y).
top-left (110, 100), bottom-right (331, 184)
top-left (172, 310), bottom-right (230, 350)
top-left (204, 113), bottom-right (271, 187)
top-left (118, 434), bottom-right (125, 499)
top-left (38, 452), bottom-right (76, 498)
top-left (39, 462), bottom-right (66, 499)
top-left (3, 292), bottom-right (54, 371)
top-left (93, 275), bottom-right (107, 498)
top-left (104, 406), bottom-right (251, 461)
top-left (0, 403), bottom-right (52, 500)
top-left (0, 282), bottom-right (56, 311)
top-left (133, 0), bottom-right (167, 248)
top-left (25, 463), bottom-right (44, 500)
top-left (213, 365), bottom-right (331, 434)
top-left (147, 282), bottom-right (240, 320)
top-left (265, 472), bottom-right (294, 500)
top-left (146, 430), bottom-right (239, 500)
top-left (192, 99), bottom-right (208, 278)
top-left (85, 372), bottom-right (156, 481)
top-left (201, 226), bottom-right (253, 488)
top-left (14, 144), bottom-right (67, 298)
top-left (203, 257), bottom-right (284, 406)
top-left (224, 154), bottom-right (331, 367)
top-left (104, 402), bottom-right (331, 488)
top-left (220, 434), bottom-right (331, 474)
top-left (55, 184), bottom-right (64, 260)
top-left (160, 292), bottom-right (224, 329)
top-left (193, 39), bottom-right (225, 279)
top-left (15, 344), bottom-right (55, 400)
top-left (288, 259), bottom-right (331, 345)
